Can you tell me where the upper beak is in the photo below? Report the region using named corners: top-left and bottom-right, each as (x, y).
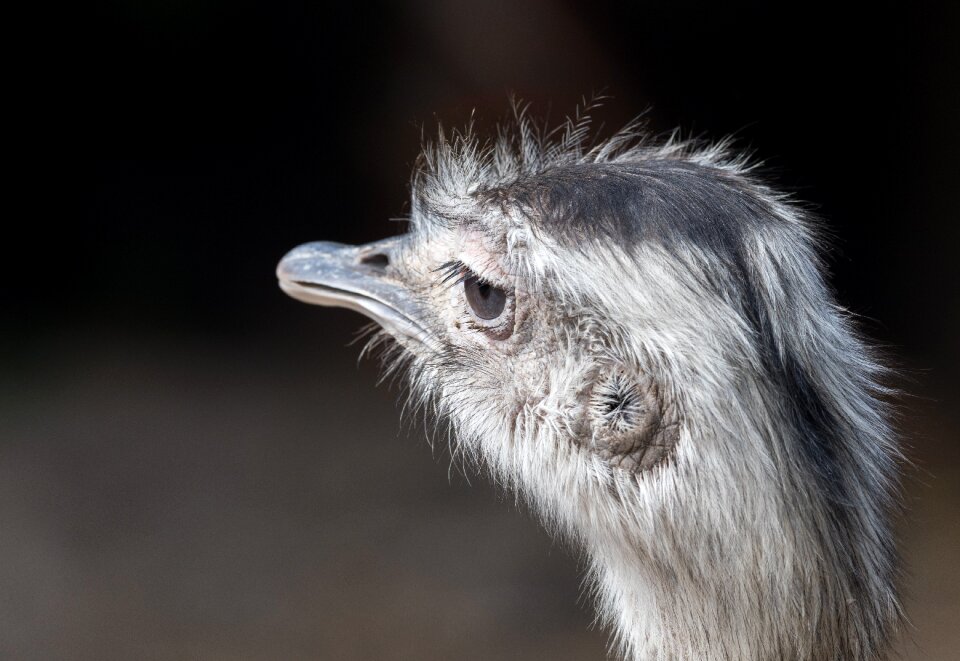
top-left (276, 237), bottom-right (432, 347)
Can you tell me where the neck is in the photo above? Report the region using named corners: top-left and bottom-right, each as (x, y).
top-left (589, 536), bottom-right (797, 660)
top-left (580, 397), bottom-right (900, 661)
top-left (584, 483), bottom-right (814, 660)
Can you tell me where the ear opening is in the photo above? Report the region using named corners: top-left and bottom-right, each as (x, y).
top-left (584, 366), bottom-right (680, 473)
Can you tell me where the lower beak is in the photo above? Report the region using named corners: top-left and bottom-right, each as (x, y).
top-left (276, 238), bottom-right (431, 346)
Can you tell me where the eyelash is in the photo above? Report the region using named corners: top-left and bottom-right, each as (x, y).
top-left (434, 260), bottom-right (465, 285)
top-left (435, 259), bottom-right (488, 290)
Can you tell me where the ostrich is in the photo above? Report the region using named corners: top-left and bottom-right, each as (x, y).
top-left (276, 109), bottom-right (901, 660)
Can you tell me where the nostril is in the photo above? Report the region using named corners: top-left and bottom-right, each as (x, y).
top-left (359, 252), bottom-right (389, 270)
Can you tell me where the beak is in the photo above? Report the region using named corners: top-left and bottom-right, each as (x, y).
top-left (276, 237), bottom-right (432, 347)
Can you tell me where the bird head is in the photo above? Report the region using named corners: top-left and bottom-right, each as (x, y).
top-left (277, 111), bottom-right (900, 658)
top-left (276, 145), bottom-right (690, 533)
top-left (277, 117), bottom-right (796, 540)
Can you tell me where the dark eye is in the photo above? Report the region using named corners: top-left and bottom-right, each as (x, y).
top-left (464, 274), bottom-right (507, 320)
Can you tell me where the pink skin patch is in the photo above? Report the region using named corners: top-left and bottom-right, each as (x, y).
top-left (458, 227), bottom-right (510, 284)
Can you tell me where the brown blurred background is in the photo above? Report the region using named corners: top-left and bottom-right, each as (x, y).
top-left (4, 1), bottom-right (958, 658)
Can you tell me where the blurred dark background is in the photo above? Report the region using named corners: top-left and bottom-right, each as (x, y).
top-left (4, 1), bottom-right (958, 658)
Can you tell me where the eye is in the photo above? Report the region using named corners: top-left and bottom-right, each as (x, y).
top-left (464, 274), bottom-right (507, 320)
top-left (436, 260), bottom-right (515, 339)
top-left (459, 269), bottom-right (515, 340)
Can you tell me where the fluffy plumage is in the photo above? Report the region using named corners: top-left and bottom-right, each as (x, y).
top-left (309, 104), bottom-right (903, 660)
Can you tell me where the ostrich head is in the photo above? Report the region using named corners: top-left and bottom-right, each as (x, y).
top-left (277, 110), bottom-right (901, 660)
